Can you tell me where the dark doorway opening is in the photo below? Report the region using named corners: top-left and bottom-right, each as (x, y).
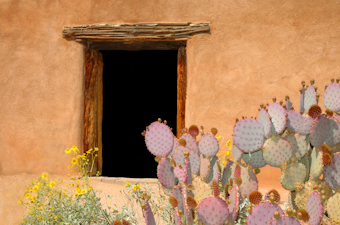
top-left (100, 50), bottom-right (178, 178)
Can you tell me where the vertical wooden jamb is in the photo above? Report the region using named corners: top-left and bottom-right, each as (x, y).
top-left (84, 47), bottom-right (103, 176)
top-left (97, 54), bottom-right (103, 176)
top-left (177, 46), bottom-right (187, 138)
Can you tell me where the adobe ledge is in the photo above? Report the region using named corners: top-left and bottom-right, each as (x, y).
top-left (90, 176), bottom-right (160, 185)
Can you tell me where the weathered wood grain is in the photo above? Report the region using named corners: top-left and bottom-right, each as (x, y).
top-left (62, 23), bottom-right (210, 42)
top-left (177, 46), bottom-right (187, 139)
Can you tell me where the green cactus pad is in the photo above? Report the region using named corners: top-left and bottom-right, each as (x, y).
top-left (310, 147), bottom-right (324, 180)
top-left (309, 114), bottom-right (331, 148)
top-left (288, 190), bottom-right (299, 211)
top-left (262, 136), bottom-right (293, 168)
top-left (280, 162), bottom-right (307, 191)
top-left (325, 115), bottom-right (340, 147)
top-left (242, 149), bottom-right (267, 169)
top-left (304, 85), bottom-right (318, 113)
top-left (283, 133), bottom-right (309, 160)
top-left (191, 176), bottom-right (213, 205)
top-left (298, 155), bottom-right (311, 182)
top-left (326, 192), bottom-right (340, 221)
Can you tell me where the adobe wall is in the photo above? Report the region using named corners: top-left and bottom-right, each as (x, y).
top-left (0, 0), bottom-right (340, 193)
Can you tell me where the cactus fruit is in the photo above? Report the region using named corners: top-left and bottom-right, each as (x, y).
top-left (308, 104), bottom-right (322, 119)
top-left (189, 125), bottom-right (199, 138)
top-left (297, 209), bottom-right (309, 222)
top-left (248, 191), bottom-right (262, 205)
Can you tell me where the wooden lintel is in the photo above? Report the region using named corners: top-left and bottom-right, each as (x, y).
top-left (62, 23), bottom-right (210, 42)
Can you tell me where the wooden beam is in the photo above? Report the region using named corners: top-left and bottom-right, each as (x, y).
top-left (177, 46), bottom-right (187, 139)
top-left (62, 23), bottom-right (210, 42)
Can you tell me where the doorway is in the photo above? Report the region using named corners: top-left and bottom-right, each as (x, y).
top-left (100, 50), bottom-right (178, 178)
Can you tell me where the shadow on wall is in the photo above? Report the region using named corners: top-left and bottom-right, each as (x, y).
top-left (100, 50), bottom-right (178, 179)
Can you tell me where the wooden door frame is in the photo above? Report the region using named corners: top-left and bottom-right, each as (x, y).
top-left (62, 23), bottom-right (210, 176)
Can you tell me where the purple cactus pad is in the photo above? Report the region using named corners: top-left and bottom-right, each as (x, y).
top-left (268, 102), bottom-right (287, 135)
top-left (325, 115), bottom-right (340, 147)
top-left (270, 216), bottom-right (301, 225)
top-left (304, 86), bottom-right (317, 113)
top-left (157, 158), bottom-right (177, 188)
top-left (242, 149), bottom-right (267, 169)
top-left (246, 202), bottom-right (283, 225)
top-left (324, 152), bottom-right (340, 191)
top-left (258, 108), bottom-right (272, 138)
top-left (173, 146), bottom-right (200, 175)
top-left (233, 118), bottom-right (265, 153)
top-left (286, 110), bottom-right (304, 133)
top-left (145, 121), bottom-right (174, 157)
top-left (197, 196), bottom-right (229, 225)
top-left (324, 82), bottom-right (340, 112)
top-left (198, 133), bottom-right (220, 158)
top-left (305, 191), bottom-right (323, 225)
top-left (232, 143), bottom-right (243, 162)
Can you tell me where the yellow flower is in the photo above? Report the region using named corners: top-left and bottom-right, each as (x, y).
top-left (25, 193), bottom-right (31, 199)
top-left (68, 166), bottom-right (71, 169)
top-left (38, 207), bottom-right (42, 210)
top-left (33, 186), bottom-right (39, 192)
top-left (49, 181), bottom-right (56, 188)
top-left (54, 216), bottom-right (57, 219)
top-left (42, 173), bottom-right (48, 179)
top-left (136, 184), bottom-right (140, 190)
top-left (125, 182), bottom-right (131, 187)
top-left (226, 140), bottom-right (231, 147)
top-left (95, 147), bottom-right (99, 151)
top-left (71, 184), bottom-right (74, 187)
top-left (89, 186), bottom-right (92, 190)
top-left (75, 194), bottom-right (79, 198)
top-left (87, 148), bottom-right (93, 153)
top-left (71, 158), bottom-right (78, 165)
top-left (65, 148), bottom-right (71, 154)
top-left (30, 195), bottom-right (37, 201)
top-left (81, 189), bottom-right (87, 194)
top-left (132, 185), bottom-right (136, 191)
top-left (76, 179), bottom-right (79, 183)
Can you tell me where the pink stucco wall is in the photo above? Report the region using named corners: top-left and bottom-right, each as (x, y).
top-left (0, 1), bottom-right (340, 222)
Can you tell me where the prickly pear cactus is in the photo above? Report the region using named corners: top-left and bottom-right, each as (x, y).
top-left (140, 78), bottom-right (340, 225)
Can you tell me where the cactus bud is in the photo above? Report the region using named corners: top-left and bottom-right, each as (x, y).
top-left (266, 103), bottom-right (269, 106)
top-left (242, 116), bottom-right (245, 119)
top-left (170, 128), bottom-right (173, 131)
top-left (155, 156), bottom-right (162, 163)
top-left (187, 184), bottom-right (194, 191)
top-left (286, 208), bottom-right (293, 217)
top-left (183, 150), bottom-right (189, 159)
top-left (254, 117), bottom-right (257, 120)
top-left (186, 196), bottom-right (197, 209)
top-left (315, 86), bottom-right (318, 91)
top-left (211, 128), bottom-right (218, 136)
top-left (297, 209), bottom-right (309, 222)
top-left (299, 88), bottom-right (302, 94)
top-left (163, 120), bottom-right (167, 125)
top-left (170, 158), bottom-right (176, 168)
top-left (325, 109), bottom-right (334, 117)
top-left (247, 205), bottom-right (252, 213)
top-left (235, 118), bottom-right (239, 123)
top-left (286, 118), bottom-right (288, 121)
top-left (169, 196), bottom-right (178, 208)
top-left (269, 117), bottom-right (272, 120)
top-left (141, 202), bottom-right (146, 210)
top-left (227, 199), bottom-right (231, 204)
top-left (273, 97), bottom-right (276, 102)
top-left (182, 127), bottom-right (188, 133)
top-left (235, 177), bottom-right (242, 186)
top-left (274, 211), bottom-right (280, 220)
top-left (260, 103), bottom-right (264, 108)
top-left (301, 80), bottom-right (305, 87)
top-left (279, 100), bottom-right (283, 105)
top-left (254, 168), bottom-right (260, 174)
top-left (158, 118), bottom-right (162, 123)
top-left (331, 78), bottom-right (335, 83)
top-left (258, 108), bottom-right (261, 111)
top-left (310, 79), bottom-right (315, 85)
top-left (179, 139), bottom-right (186, 147)
top-left (178, 164), bottom-right (182, 168)
top-left (178, 209), bottom-right (183, 215)
top-left (337, 78), bottom-right (340, 83)
top-left (300, 111), bottom-right (303, 115)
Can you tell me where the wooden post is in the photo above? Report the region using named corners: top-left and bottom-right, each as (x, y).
top-left (84, 47), bottom-right (103, 177)
top-left (177, 46), bottom-right (187, 138)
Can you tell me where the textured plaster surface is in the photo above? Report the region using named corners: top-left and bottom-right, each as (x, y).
top-left (0, 0), bottom-right (339, 223)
